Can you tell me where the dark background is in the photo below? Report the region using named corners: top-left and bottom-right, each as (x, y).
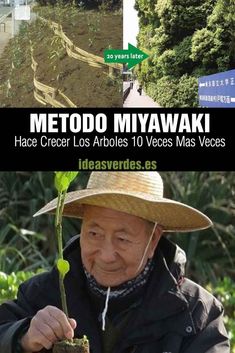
top-left (0, 107), bottom-right (234, 170)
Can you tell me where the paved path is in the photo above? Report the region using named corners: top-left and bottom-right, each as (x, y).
top-left (124, 81), bottom-right (160, 108)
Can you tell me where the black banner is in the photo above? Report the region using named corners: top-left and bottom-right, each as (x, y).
top-left (0, 107), bottom-right (234, 171)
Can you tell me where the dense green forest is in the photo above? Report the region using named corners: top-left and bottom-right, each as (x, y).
top-left (0, 172), bottom-right (234, 348)
top-left (135, 0), bottom-right (235, 107)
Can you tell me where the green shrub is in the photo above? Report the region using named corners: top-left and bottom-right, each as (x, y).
top-left (177, 74), bottom-right (198, 107)
top-left (146, 82), bottom-right (158, 101)
top-left (157, 49), bottom-right (179, 77)
top-left (207, 277), bottom-right (235, 352)
top-left (149, 74), bottom-right (198, 107)
top-left (151, 26), bottom-right (172, 55)
top-left (0, 270), bottom-right (44, 304)
top-left (152, 76), bottom-right (178, 107)
top-left (155, 0), bottom-right (215, 40)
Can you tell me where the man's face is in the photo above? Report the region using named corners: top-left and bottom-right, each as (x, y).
top-left (80, 205), bottom-right (161, 287)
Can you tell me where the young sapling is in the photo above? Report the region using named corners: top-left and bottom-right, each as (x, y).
top-left (53, 172), bottom-right (89, 353)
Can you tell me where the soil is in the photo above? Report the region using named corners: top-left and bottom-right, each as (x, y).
top-left (53, 339), bottom-right (89, 353)
top-left (0, 6), bottom-right (122, 107)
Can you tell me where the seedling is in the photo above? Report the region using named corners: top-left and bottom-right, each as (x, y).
top-left (87, 14), bottom-right (100, 48)
top-left (88, 38), bottom-right (93, 47)
top-left (53, 172), bottom-right (89, 353)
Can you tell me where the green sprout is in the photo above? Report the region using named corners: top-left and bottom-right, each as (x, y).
top-left (54, 172), bottom-right (78, 318)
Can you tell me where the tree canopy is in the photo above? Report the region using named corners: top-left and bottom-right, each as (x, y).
top-left (135, 0), bottom-right (235, 107)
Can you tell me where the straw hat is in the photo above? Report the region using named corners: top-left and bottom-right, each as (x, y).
top-left (34, 172), bottom-right (212, 232)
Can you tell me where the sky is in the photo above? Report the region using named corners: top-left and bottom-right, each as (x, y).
top-left (123, 0), bottom-right (139, 49)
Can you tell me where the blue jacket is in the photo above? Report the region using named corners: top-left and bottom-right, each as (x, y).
top-left (0, 236), bottom-right (230, 353)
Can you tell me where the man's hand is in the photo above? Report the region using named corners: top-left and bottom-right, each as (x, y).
top-left (21, 306), bottom-right (77, 352)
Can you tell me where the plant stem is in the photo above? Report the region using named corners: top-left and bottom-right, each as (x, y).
top-left (59, 271), bottom-right (69, 318)
top-left (55, 190), bottom-right (69, 318)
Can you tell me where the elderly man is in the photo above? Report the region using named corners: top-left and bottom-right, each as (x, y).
top-left (0, 172), bottom-right (230, 353)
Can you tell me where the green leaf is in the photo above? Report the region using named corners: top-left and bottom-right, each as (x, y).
top-left (55, 173), bottom-right (68, 192)
top-left (0, 271), bottom-right (8, 290)
top-left (57, 259), bottom-right (70, 278)
top-left (64, 172), bottom-right (79, 184)
top-left (54, 172), bottom-right (78, 192)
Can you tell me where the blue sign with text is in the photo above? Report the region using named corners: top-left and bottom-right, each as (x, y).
top-left (198, 69), bottom-right (235, 107)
